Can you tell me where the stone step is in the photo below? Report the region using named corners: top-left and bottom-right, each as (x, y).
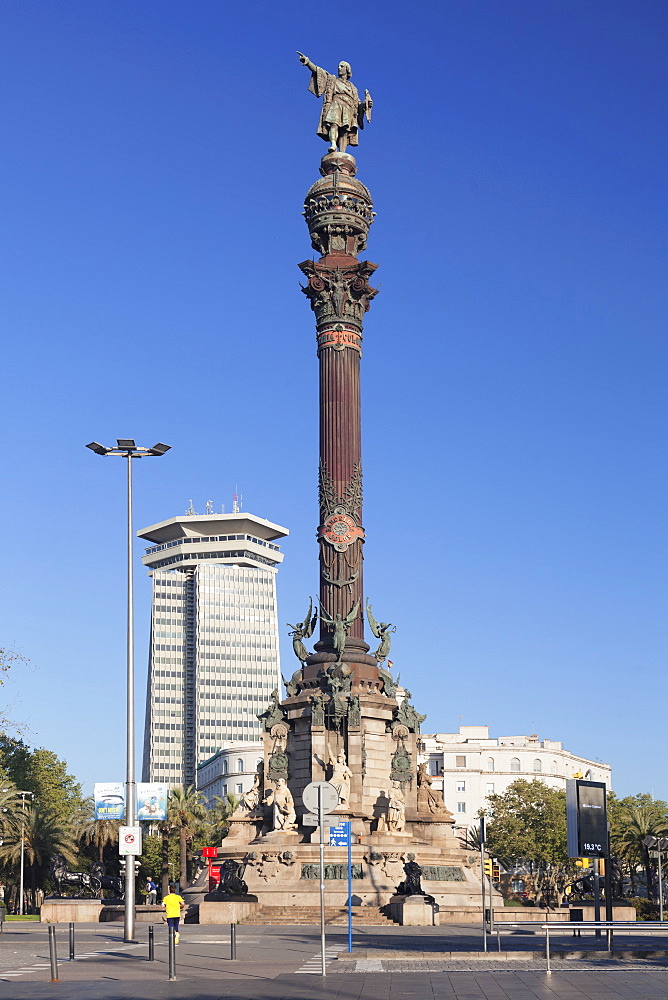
top-left (241, 905), bottom-right (393, 925)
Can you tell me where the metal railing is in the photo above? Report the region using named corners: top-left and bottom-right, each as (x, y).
top-left (500, 920), bottom-right (668, 973)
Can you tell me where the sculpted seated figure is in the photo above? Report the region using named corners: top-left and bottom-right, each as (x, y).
top-left (263, 779), bottom-right (297, 832)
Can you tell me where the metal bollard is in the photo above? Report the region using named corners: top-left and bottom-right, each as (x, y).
top-left (69, 921), bottom-right (75, 961)
top-left (48, 924), bottom-right (58, 981)
top-left (230, 922), bottom-right (237, 960)
top-left (168, 925), bottom-right (176, 981)
top-left (148, 924), bottom-right (155, 961)
top-left (545, 925), bottom-right (551, 974)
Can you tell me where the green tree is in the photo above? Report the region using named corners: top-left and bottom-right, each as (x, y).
top-left (0, 736), bottom-right (84, 824)
top-left (0, 802), bottom-right (76, 910)
top-left (141, 833), bottom-right (179, 895)
top-left (77, 799), bottom-right (121, 863)
top-left (485, 779), bottom-right (573, 906)
top-left (612, 802), bottom-right (668, 901)
top-left (167, 786), bottom-right (206, 888)
top-left (206, 793), bottom-right (240, 843)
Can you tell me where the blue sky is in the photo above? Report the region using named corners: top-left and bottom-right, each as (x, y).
top-left (1, 0), bottom-right (666, 800)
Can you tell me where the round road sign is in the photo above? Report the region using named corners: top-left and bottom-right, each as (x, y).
top-left (302, 780), bottom-right (339, 815)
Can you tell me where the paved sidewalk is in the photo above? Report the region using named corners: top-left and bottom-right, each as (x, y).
top-left (0, 923), bottom-right (666, 999)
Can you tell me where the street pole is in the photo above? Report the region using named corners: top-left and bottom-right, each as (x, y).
top-left (19, 809), bottom-right (25, 917)
top-left (19, 810), bottom-right (25, 917)
top-left (18, 791), bottom-right (33, 916)
top-left (488, 867), bottom-right (494, 934)
top-left (347, 822), bottom-right (352, 954)
top-left (480, 816), bottom-right (487, 953)
top-left (318, 785), bottom-right (326, 976)
top-left (124, 451), bottom-right (136, 943)
top-left (592, 858), bottom-right (601, 937)
top-left (85, 440), bottom-right (171, 944)
top-left (604, 825), bottom-right (613, 950)
top-left (658, 847), bottom-right (664, 922)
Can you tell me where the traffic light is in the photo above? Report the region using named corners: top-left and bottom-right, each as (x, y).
top-left (492, 863), bottom-right (501, 883)
top-left (599, 859), bottom-right (605, 876)
top-left (483, 859), bottom-right (493, 877)
top-left (118, 858), bottom-right (140, 875)
top-left (574, 858), bottom-right (591, 868)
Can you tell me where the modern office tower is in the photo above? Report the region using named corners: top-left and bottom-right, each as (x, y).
top-left (139, 511), bottom-right (288, 788)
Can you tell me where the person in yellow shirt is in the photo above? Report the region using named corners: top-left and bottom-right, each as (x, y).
top-left (162, 884), bottom-right (185, 944)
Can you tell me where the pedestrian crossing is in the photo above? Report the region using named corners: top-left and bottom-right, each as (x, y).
top-left (0, 941), bottom-right (142, 980)
top-left (295, 944), bottom-right (339, 974)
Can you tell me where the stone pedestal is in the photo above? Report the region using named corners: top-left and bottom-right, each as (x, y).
top-left (214, 839), bottom-right (499, 912)
top-left (41, 899), bottom-right (103, 923)
top-left (225, 815), bottom-right (261, 843)
top-left (570, 903), bottom-right (637, 922)
top-left (99, 904), bottom-right (164, 923)
top-left (199, 895), bottom-right (259, 925)
top-left (389, 894), bottom-right (439, 926)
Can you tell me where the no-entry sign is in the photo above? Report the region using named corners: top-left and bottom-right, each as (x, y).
top-left (118, 825), bottom-right (142, 855)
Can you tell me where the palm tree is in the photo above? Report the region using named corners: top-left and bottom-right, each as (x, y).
top-left (157, 819), bottom-right (174, 899)
top-left (207, 793), bottom-right (240, 842)
top-left (76, 798), bottom-right (121, 863)
top-left (0, 785), bottom-right (20, 836)
top-left (167, 786), bottom-right (206, 888)
top-left (0, 803), bottom-right (76, 910)
top-left (616, 805), bottom-right (668, 901)
top-left (461, 823), bottom-right (482, 852)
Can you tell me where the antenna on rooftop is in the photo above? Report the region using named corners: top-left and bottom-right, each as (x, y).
top-left (220, 505), bottom-right (225, 514)
top-left (185, 500), bottom-right (197, 516)
top-left (232, 487), bottom-right (242, 514)
top-left (205, 500), bottom-right (214, 515)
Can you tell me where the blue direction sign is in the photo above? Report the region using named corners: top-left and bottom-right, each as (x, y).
top-left (329, 821), bottom-right (351, 847)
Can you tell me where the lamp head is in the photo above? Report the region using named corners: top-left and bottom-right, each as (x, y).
top-left (116, 439), bottom-right (136, 450)
top-left (149, 442), bottom-right (171, 456)
top-left (86, 442), bottom-right (108, 455)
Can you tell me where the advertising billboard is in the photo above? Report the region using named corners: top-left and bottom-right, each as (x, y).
top-left (566, 779), bottom-right (607, 858)
top-left (137, 783), bottom-right (168, 821)
top-left (94, 782), bottom-right (125, 821)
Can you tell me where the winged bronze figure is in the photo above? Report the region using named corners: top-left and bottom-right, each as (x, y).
top-left (365, 599), bottom-right (396, 662)
top-left (287, 598), bottom-right (317, 664)
top-left (319, 600), bottom-right (359, 661)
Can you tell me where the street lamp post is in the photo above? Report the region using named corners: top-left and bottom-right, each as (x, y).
top-left (643, 835), bottom-right (668, 921)
top-left (86, 439), bottom-right (171, 941)
top-left (17, 790), bottom-right (34, 916)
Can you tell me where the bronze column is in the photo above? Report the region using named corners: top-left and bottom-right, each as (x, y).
top-left (299, 150), bottom-right (379, 687)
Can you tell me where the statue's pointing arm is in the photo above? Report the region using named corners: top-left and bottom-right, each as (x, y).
top-left (297, 51), bottom-right (317, 73)
top-left (298, 51), bottom-right (329, 99)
